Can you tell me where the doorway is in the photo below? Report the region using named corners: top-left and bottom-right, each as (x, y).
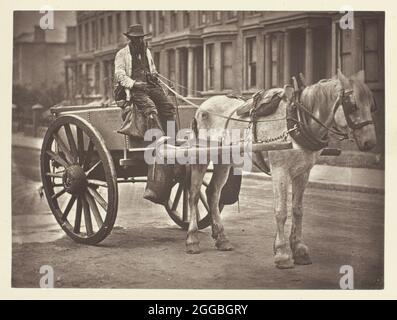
top-left (289, 28), bottom-right (305, 83)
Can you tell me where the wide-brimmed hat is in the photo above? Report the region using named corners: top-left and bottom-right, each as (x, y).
top-left (123, 24), bottom-right (151, 37)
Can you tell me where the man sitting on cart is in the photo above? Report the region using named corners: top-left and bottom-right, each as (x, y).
top-left (114, 24), bottom-right (176, 205)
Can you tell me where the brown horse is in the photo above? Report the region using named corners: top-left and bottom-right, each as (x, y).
top-left (186, 69), bottom-right (377, 269)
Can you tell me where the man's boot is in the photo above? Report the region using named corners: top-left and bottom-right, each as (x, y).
top-left (143, 113), bottom-right (176, 205)
top-left (160, 114), bottom-right (176, 144)
top-left (146, 112), bottom-right (164, 135)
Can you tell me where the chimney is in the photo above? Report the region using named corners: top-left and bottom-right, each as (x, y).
top-left (34, 25), bottom-right (45, 42)
top-left (66, 26), bottom-right (76, 44)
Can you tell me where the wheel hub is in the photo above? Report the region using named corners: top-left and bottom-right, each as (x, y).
top-left (63, 165), bottom-right (87, 194)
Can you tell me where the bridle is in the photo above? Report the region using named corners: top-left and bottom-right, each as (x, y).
top-left (291, 87), bottom-right (375, 144)
top-left (339, 89), bottom-right (374, 130)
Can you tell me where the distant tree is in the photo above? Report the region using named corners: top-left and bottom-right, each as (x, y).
top-left (38, 83), bottom-right (66, 108)
top-left (12, 84), bottom-right (65, 123)
top-left (12, 85), bottom-right (38, 111)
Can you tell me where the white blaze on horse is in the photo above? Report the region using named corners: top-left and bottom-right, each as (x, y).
top-left (186, 69), bottom-right (377, 269)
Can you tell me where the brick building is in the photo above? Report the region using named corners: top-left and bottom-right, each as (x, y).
top-left (65, 11), bottom-right (384, 151)
top-left (13, 25), bottom-right (76, 91)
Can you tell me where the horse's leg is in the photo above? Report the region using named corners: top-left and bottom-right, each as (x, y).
top-left (208, 164), bottom-right (233, 251)
top-left (271, 169), bottom-right (294, 269)
top-left (186, 164), bottom-right (208, 254)
top-left (290, 170), bottom-right (312, 265)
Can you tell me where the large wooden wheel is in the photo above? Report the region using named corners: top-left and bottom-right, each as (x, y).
top-left (40, 115), bottom-right (118, 245)
top-left (164, 166), bottom-right (223, 230)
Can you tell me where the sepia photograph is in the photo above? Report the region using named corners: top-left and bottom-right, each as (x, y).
top-left (11, 9), bottom-right (384, 290)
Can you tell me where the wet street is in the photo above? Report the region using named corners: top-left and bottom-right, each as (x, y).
top-left (12, 146), bottom-right (384, 289)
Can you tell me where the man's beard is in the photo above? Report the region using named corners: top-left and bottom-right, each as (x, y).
top-left (130, 39), bottom-right (145, 55)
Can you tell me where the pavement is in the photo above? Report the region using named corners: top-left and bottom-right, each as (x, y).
top-left (12, 132), bottom-right (384, 194)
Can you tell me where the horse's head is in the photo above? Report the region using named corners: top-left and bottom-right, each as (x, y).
top-left (336, 69), bottom-right (377, 151)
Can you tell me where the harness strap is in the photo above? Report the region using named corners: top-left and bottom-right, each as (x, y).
top-left (223, 107), bottom-right (241, 130)
top-left (221, 102), bottom-right (271, 175)
top-left (295, 94), bottom-right (348, 138)
top-left (251, 119), bottom-right (271, 174)
top-left (205, 109), bottom-right (286, 124)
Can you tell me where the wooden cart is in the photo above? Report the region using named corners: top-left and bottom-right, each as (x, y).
top-left (40, 104), bottom-right (291, 244)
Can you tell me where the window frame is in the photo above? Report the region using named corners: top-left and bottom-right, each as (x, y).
top-left (100, 18), bottom-right (105, 47)
top-left (221, 42), bottom-right (233, 90)
top-left (84, 22), bottom-right (90, 51)
top-left (77, 24), bottom-right (83, 52)
top-left (126, 11), bottom-right (132, 27)
top-left (212, 11), bottom-right (222, 24)
top-left (136, 11), bottom-right (141, 25)
top-left (159, 11), bottom-right (165, 34)
top-left (116, 12), bottom-right (122, 43)
top-left (199, 11), bottom-right (208, 26)
top-left (362, 18), bottom-right (382, 84)
top-left (107, 15), bottom-right (113, 45)
top-left (91, 20), bottom-right (97, 50)
top-left (183, 11), bottom-right (190, 29)
top-left (336, 22), bottom-right (353, 77)
top-left (168, 49), bottom-right (176, 82)
top-left (146, 12), bottom-right (153, 33)
top-left (206, 43), bottom-right (215, 90)
top-left (246, 36), bottom-right (257, 89)
top-left (170, 11), bottom-right (178, 31)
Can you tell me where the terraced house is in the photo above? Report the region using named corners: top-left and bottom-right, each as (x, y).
top-left (64, 11), bottom-right (384, 150)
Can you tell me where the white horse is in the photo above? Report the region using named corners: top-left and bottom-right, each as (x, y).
top-left (186, 69), bottom-right (377, 269)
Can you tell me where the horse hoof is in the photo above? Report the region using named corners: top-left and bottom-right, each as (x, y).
top-left (292, 243), bottom-right (312, 265)
top-left (215, 240), bottom-right (234, 251)
top-left (186, 243), bottom-right (201, 254)
top-left (275, 253), bottom-right (294, 269)
top-left (294, 254), bottom-right (312, 265)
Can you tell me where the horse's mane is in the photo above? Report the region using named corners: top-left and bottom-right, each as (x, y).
top-left (301, 78), bottom-right (341, 113)
top-left (301, 76), bottom-right (374, 114)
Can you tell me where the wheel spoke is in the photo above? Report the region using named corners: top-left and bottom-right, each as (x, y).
top-left (53, 133), bottom-right (73, 164)
top-left (88, 179), bottom-right (108, 188)
top-left (76, 127), bottom-right (84, 165)
top-left (45, 172), bottom-right (64, 178)
top-left (61, 195), bottom-right (76, 221)
top-left (87, 186), bottom-right (108, 211)
top-left (51, 188), bottom-right (66, 200)
top-left (82, 196), bottom-right (94, 236)
top-left (64, 124), bottom-right (78, 163)
top-left (85, 192), bottom-right (104, 228)
top-left (46, 151), bottom-right (69, 168)
top-left (74, 197), bottom-right (82, 233)
top-left (182, 183), bottom-right (189, 222)
top-left (53, 183), bottom-right (64, 187)
top-left (171, 183), bottom-right (183, 211)
top-left (83, 141), bottom-right (95, 171)
top-left (199, 191), bottom-right (210, 212)
top-left (85, 160), bottom-right (102, 177)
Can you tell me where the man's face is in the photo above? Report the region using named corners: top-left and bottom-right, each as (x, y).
top-left (129, 36), bottom-right (144, 46)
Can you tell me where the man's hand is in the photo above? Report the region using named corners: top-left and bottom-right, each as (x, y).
top-left (133, 81), bottom-right (147, 90)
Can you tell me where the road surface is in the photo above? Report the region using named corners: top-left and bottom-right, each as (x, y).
top-left (12, 146), bottom-right (384, 289)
